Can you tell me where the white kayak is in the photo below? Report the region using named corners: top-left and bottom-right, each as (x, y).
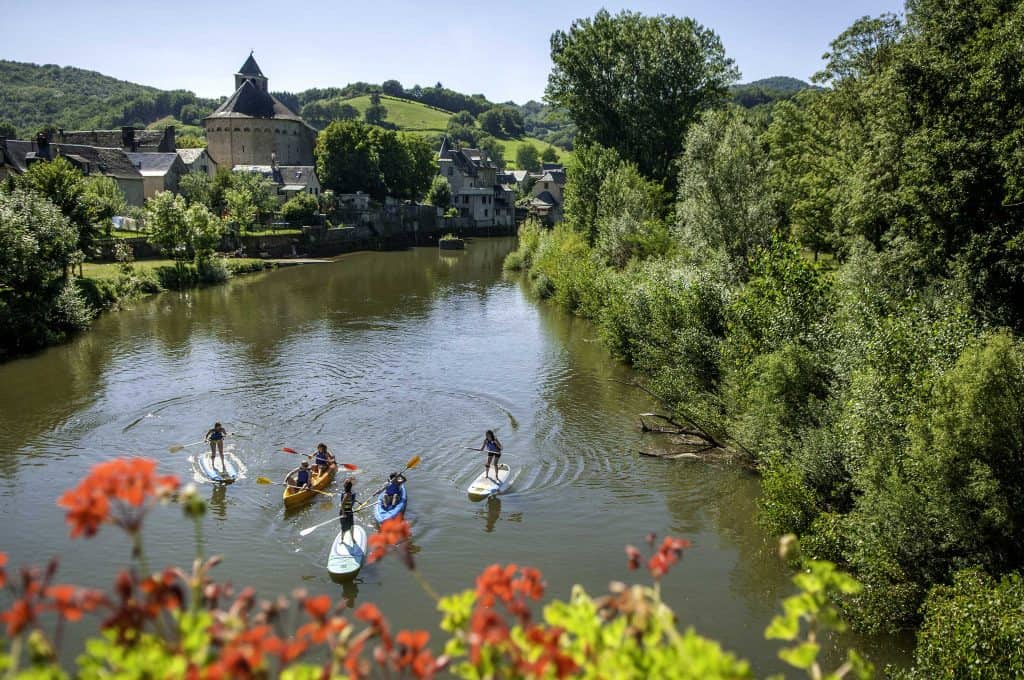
top-left (467, 463), bottom-right (512, 498)
top-left (327, 525), bottom-right (367, 577)
top-left (196, 454), bottom-right (237, 484)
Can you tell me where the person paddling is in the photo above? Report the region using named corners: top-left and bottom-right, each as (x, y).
top-left (339, 478), bottom-right (356, 543)
top-left (478, 430), bottom-right (503, 481)
top-left (205, 422), bottom-right (228, 469)
top-left (381, 472), bottom-right (406, 510)
top-left (312, 443), bottom-right (337, 475)
top-left (291, 461), bottom-right (312, 490)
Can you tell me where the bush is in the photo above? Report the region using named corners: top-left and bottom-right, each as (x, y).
top-left (280, 192), bottom-right (319, 225)
top-left (196, 257), bottom-right (229, 284)
top-left (50, 281), bottom-right (94, 333)
top-left (902, 568), bottom-right (1024, 679)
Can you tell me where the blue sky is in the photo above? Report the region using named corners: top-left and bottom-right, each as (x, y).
top-left (3, 1), bottom-right (904, 103)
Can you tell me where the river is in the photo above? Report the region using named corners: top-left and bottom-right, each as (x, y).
top-left (0, 237), bottom-right (908, 674)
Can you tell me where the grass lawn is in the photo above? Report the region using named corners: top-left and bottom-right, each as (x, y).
top-left (81, 258), bottom-right (266, 281)
top-left (343, 95), bottom-right (452, 134)
top-left (499, 138), bottom-right (573, 168)
top-left (106, 230), bottom-right (147, 239)
top-left (241, 228), bottom-right (303, 237)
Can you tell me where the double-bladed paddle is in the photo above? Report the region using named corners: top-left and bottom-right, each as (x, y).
top-left (281, 447), bottom-right (358, 471)
top-left (298, 455), bottom-right (421, 537)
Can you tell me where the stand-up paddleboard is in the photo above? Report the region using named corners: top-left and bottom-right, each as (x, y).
top-left (196, 453), bottom-right (238, 484)
top-left (374, 483), bottom-right (408, 523)
top-left (467, 463), bottom-right (512, 498)
top-left (327, 525), bottom-right (367, 577)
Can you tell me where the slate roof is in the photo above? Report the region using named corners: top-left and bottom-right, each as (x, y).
top-left (2, 140), bottom-right (141, 179)
top-left (58, 129), bottom-right (169, 151)
top-left (176, 148), bottom-right (207, 165)
top-left (437, 138), bottom-right (500, 175)
top-left (207, 79), bottom-right (305, 122)
top-left (238, 53), bottom-right (265, 78)
top-left (125, 152), bottom-right (179, 176)
top-left (277, 165), bottom-right (318, 188)
top-left (531, 191), bottom-right (558, 207)
top-left (537, 170), bottom-right (566, 184)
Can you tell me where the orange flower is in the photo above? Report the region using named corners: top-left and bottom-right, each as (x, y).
top-left (367, 517), bottom-right (414, 567)
top-left (468, 607), bottom-right (509, 664)
top-left (44, 584), bottom-right (105, 622)
top-left (1, 598), bottom-right (37, 636)
top-left (475, 563), bottom-right (545, 625)
top-left (0, 552), bottom-right (7, 587)
top-left (648, 536), bottom-right (690, 580)
top-left (57, 457), bottom-right (179, 538)
top-left (395, 629), bottom-right (440, 679)
top-left (625, 545), bottom-right (643, 571)
top-left (302, 594), bottom-right (331, 622)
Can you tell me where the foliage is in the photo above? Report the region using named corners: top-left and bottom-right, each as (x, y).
top-left (676, 109), bottom-right (778, 273)
top-left (0, 460), bottom-right (874, 678)
top-left (901, 568), bottom-right (1024, 679)
top-left (364, 92), bottom-right (388, 126)
top-left (561, 143), bottom-right (622, 245)
top-left (16, 157), bottom-right (98, 257)
top-left (81, 175), bottom-right (127, 236)
top-left (224, 172), bottom-right (277, 232)
top-left (427, 175), bottom-right (452, 210)
top-left (0, 59), bottom-right (216, 137)
top-left (515, 144), bottom-right (540, 172)
top-left (144, 192), bottom-right (224, 278)
top-left (547, 9), bottom-right (738, 186)
top-left (541, 147), bottom-right (559, 163)
top-left (593, 161), bottom-right (669, 268)
top-left (280, 192), bottom-right (319, 225)
top-left (315, 120), bottom-right (435, 201)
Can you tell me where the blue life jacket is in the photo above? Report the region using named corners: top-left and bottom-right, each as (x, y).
top-left (484, 440), bottom-right (500, 453)
top-left (296, 468), bottom-right (311, 486)
top-left (385, 482), bottom-right (401, 496)
top-left (315, 451), bottom-right (330, 467)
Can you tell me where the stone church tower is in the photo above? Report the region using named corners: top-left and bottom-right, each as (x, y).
top-left (204, 54), bottom-right (316, 169)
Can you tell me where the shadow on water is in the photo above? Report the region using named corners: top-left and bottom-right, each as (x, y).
top-left (208, 485), bottom-right (229, 521)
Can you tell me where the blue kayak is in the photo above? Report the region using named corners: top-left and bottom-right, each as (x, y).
top-left (374, 483), bottom-right (408, 523)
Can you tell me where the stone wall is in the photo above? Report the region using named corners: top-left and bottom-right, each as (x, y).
top-left (206, 118), bottom-right (314, 168)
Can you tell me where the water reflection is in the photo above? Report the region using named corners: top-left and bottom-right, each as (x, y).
top-left (483, 496), bottom-right (500, 532)
top-left (209, 485), bottom-right (229, 521)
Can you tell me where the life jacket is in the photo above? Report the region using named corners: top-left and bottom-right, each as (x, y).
top-left (484, 440), bottom-right (500, 453)
top-left (209, 428), bottom-right (225, 441)
top-left (340, 492), bottom-right (355, 513)
top-left (315, 451), bottom-right (330, 467)
top-left (296, 468), bottom-right (310, 486)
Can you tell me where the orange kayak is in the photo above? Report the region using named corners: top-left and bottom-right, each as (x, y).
top-left (282, 465), bottom-right (336, 509)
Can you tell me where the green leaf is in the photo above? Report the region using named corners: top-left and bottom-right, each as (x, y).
top-left (779, 641), bottom-right (820, 670)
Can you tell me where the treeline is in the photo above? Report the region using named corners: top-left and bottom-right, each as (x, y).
top-left (0, 60), bottom-right (218, 138)
top-left (511, 5), bottom-right (1024, 675)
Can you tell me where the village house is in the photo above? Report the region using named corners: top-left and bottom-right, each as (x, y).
top-left (56, 126), bottom-right (176, 153)
top-left (528, 166), bottom-right (566, 224)
top-left (125, 152), bottom-right (189, 200)
top-left (0, 134), bottom-right (145, 205)
top-left (437, 137), bottom-right (515, 228)
top-left (176, 147), bottom-right (217, 176)
top-left (233, 158), bottom-right (321, 202)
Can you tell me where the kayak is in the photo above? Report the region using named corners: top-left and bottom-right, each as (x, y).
top-left (197, 454), bottom-right (237, 484)
top-left (374, 483), bottom-right (408, 523)
top-left (282, 465), bottom-right (336, 509)
top-left (327, 525), bottom-right (367, 577)
top-left (467, 463), bottom-right (512, 498)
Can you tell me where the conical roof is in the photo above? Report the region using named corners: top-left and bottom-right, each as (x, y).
top-left (207, 79), bottom-right (304, 122)
top-left (237, 52), bottom-right (265, 78)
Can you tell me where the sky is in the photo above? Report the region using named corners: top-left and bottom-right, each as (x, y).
top-left (2, 0), bottom-right (904, 104)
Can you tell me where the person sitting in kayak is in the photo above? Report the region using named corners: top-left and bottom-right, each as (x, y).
top-left (312, 443), bottom-right (336, 475)
top-left (479, 430), bottom-right (503, 480)
top-left (339, 478), bottom-right (356, 542)
top-left (292, 461), bottom-right (312, 490)
top-left (205, 422), bottom-right (227, 469)
top-left (381, 472), bottom-right (406, 510)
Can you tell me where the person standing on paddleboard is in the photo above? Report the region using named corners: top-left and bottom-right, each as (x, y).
top-left (339, 478), bottom-right (356, 542)
top-left (479, 430), bottom-right (503, 480)
top-left (205, 422), bottom-right (228, 469)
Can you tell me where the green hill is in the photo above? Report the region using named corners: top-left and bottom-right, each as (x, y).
top-left (343, 94), bottom-right (451, 134)
top-left (741, 76), bottom-right (812, 94)
top-left (0, 60), bottom-right (218, 138)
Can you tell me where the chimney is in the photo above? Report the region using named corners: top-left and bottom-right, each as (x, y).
top-left (160, 125), bottom-right (177, 152)
top-left (121, 126), bottom-right (136, 152)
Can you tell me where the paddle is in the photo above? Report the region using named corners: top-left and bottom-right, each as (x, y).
top-left (169, 440), bottom-right (206, 453)
top-left (281, 448), bottom-right (359, 471)
top-left (255, 476), bottom-right (336, 497)
top-left (298, 455), bottom-right (421, 538)
top-left (366, 454), bottom-right (422, 501)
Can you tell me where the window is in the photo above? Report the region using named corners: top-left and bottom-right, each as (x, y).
top-left (544, 182), bottom-right (549, 189)
top-left (484, 209), bottom-right (488, 217)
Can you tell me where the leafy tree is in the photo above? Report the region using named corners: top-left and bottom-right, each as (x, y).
top-left (500, 106), bottom-right (525, 137)
top-left (676, 109), bottom-right (777, 272)
top-left (562, 143), bottom-right (622, 244)
top-left (178, 171), bottom-right (213, 209)
top-left (316, 119), bottom-right (381, 198)
top-left (17, 157), bottom-right (98, 267)
top-left (176, 134), bottom-right (205, 149)
top-left (301, 98), bottom-right (359, 129)
top-left (427, 175), bottom-right (451, 210)
top-left (450, 110), bottom-right (476, 127)
top-left (547, 9), bottom-right (738, 185)
top-left (82, 175), bottom-right (127, 236)
top-left (401, 133), bottom-right (437, 202)
top-left (0, 120), bottom-right (17, 139)
top-left (144, 192), bottom-right (223, 278)
top-left (541, 146), bottom-right (559, 163)
top-left (280, 192), bottom-right (318, 225)
top-left (478, 108), bottom-right (503, 136)
top-left (364, 92), bottom-right (388, 126)
top-left (381, 79), bottom-right (404, 97)
top-left (478, 136), bottom-right (505, 169)
top-left (594, 161), bottom-right (668, 268)
top-left (228, 172), bottom-right (277, 231)
top-left (515, 144), bottom-right (540, 172)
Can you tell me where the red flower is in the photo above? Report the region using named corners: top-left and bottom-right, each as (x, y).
top-left (303, 594), bottom-right (331, 622)
top-left (367, 517), bottom-right (414, 568)
top-left (475, 564), bottom-right (545, 625)
top-left (355, 602), bottom-right (392, 650)
top-left (395, 629), bottom-right (440, 679)
top-left (44, 584), bottom-right (105, 622)
top-left (0, 552), bottom-right (7, 587)
top-left (468, 607), bottom-right (509, 664)
top-left (520, 625), bottom-right (578, 679)
top-left (1, 598), bottom-right (37, 636)
top-left (647, 536), bottom-right (690, 580)
top-left (57, 458), bottom-right (179, 538)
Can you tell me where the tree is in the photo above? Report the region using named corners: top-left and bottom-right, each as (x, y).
top-left (541, 146), bottom-right (559, 163)
top-left (450, 110), bottom-right (476, 128)
top-left (225, 172), bottom-right (277, 231)
top-left (547, 9), bottom-right (738, 185)
top-left (427, 175), bottom-right (451, 211)
top-left (478, 136), bottom-right (505, 169)
top-left (381, 79), bottom-right (404, 97)
top-left (280, 192), bottom-right (318, 225)
top-left (500, 106), bottom-right (525, 137)
top-left (676, 109), bottom-right (777, 270)
top-left (144, 191), bottom-right (223, 276)
top-left (478, 108), bottom-right (504, 136)
top-left (562, 143), bottom-right (622, 244)
top-left (594, 161), bottom-right (668, 268)
top-left (17, 157), bottom-right (98, 268)
top-left (82, 175), bottom-right (127, 236)
top-left (178, 171), bottom-right (213, 209)
top-left (401, 133), bottom-right (438, 202)
top-left (0, 120), bottom-right (17, 139)
top-left (516, 144), bottom-right (541, 172)
top-left (364, 92), bottom-right (389, 126)
top-left (316, 120), bottom-right (381, 198)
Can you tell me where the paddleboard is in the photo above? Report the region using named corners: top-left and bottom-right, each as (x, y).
top-left (327, 525), bottom-right (368, 577)
top-left (196, 453), bottom-right (238, 484)
top-left (467, 463), bottom-right (512, 498)
top-left (374, 483), bottom-right (408, 523)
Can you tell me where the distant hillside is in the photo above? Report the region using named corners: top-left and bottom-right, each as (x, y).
top-left (344, 95), bottom-right (451, 134)
top-left (729, 76), bottom-right (817, 108)
top-left (0, 60), bottom-right (219, 138)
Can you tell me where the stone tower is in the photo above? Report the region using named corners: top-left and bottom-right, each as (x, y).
top-left (204, 53), bottom-right (316, 169)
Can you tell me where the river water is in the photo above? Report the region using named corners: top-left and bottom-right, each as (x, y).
top-left (0, 237), bottom-right (907, 674)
